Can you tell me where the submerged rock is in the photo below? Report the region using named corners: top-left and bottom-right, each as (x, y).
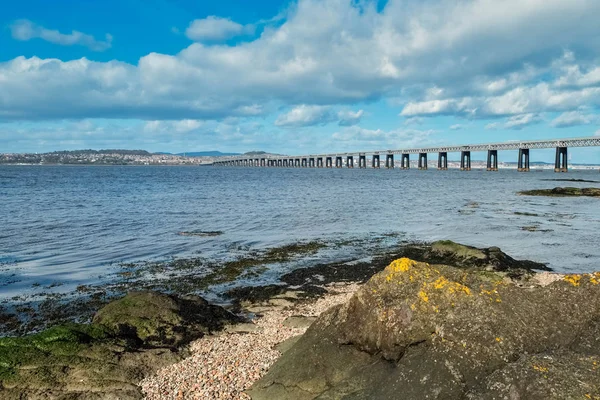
top-left (0, 291), bottom-right (239, 399)
top-left (520, 187), bottom-right (600, 197)
top-left (249, 258), bottom-right (600, 400)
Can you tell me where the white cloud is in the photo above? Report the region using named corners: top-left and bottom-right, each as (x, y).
top-left (595, 129), bottom-right (600, 136)
top-left (2, 0), bottom-right (600, 125)
top-left (550, 111), bottom-right (595, 128)
top-left (275, 105), bottom-right (334, 127)
top-left (331, 126), bottom-right (436, 148)
top-left (337, 109), bottom-right (364, 126)
top-left (185, 16), bottom-right (253, 42)
top-left (485, 113), bottom-right (542, 130)
top-left (10, 19), bottom-right (112, 51)
top-left (144, 119), bottom-right (204, 133)
top-left (449, 124), bottom-right (464, 130)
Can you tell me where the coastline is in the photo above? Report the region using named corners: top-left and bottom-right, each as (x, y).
top-left (2, 239), bottom-right (579, 399)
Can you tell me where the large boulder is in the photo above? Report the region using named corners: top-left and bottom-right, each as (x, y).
top-left (92, 291), bottom-right (239, 347)
top-left (0, 291), bottom-right (239, 399)
top-left (249, 258), bottom-right (600, 399)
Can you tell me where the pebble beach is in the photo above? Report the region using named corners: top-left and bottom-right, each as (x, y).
top-left (140, 282), bottom-right (361, 399)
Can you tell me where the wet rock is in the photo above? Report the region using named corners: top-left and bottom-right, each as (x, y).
top-left (93, 291), bottom-right (239, 347)
top-left (0, 291), bottom-right (239, 399)
top-left (249, 258), bottom-right (600, 400)
top-left (520, 187), bottom-right (600, 197)
top-left (400, 240), bottom-right (551, 276)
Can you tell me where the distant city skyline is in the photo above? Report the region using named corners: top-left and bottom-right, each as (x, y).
top-left (1, 0), bottom-right (600, 163)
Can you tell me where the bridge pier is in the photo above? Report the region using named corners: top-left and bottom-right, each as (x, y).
top-left (309, 158), bottom-right (315, 168)
top-left (487, 150), bottom-right (498, 171)
top-left (260, 158), bottom-right (266, 167)
top-left (460, 151), bottom-right (471, 171)
top-left (555, 147), bottom-right (568, 172)
top-left (326, 157), bottom-right (333, 168)
top-left (437, 152), bottom-right (448, 170)
top-left (347, 156), bottom-right (354, 168)
top-left (418, 153), bottom-right (428, 170)
top-left (386, 154), bottom-right (394, 169)
top-left (283, 159), bottom-right (288, 167)
top-left (301, 158), bottom-right (307, 168)
top-left (518, 149), bottom-right (530, 172)
top-left (316, 157), bottom-right (323, 168)
top-left (372, 154), bottom-right (380, 169)
top-left (358, 155), bottom-right (367, 169)
top-left (401, 154), bottom-right (410, 169)
top-left (336, 156), bottom-right (343, 168)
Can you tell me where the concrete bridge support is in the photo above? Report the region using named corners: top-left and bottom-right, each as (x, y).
top-left (418, 153), bottom-right (428, 170)
top-left (336, 156), bottom-right (343, 168)
top-left (386, 154), bottom-right (394, 169)
top-left (487, 150), bottom-right (498, 171)
top-left (326, 157), bottom-right (333, 168)
top-left (358, 155), bottom-right (367, 169)
top-left (372, 155), bottom-right (381, 169)
top-left (283, 160), bottom-right (288, 167)
top-left (309, 158), bottom-right (315, 168)
top-left (301, 158), bottom-right (308, 168)
top-left (293, 159), bottom-right (299, 167)
top-left (460, 151), bottom-right (471, 171)
top-left (555, 147), bottom-right (568, 172)
top-left (401, 154), bottom-right (410, 169)
top-left (260, 158), bottom-right (266, 167)
top-left (518, 149), bottom-right (530, 172)
top-left (438, 152), bottom-right (448, 170)
top-left (347, 156), bottom-right (354, 168)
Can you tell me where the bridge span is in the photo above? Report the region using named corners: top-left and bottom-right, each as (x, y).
top-left (213, 136), bottom-right (600, 172)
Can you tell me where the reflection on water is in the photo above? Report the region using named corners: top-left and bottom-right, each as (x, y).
top-left (1, 165), bottom-right (599, 300)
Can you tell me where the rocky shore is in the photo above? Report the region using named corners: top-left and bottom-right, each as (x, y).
top-left (520, 186), bottom-right (600, 197)
top-left (1, 241), bottom-right (599, 399)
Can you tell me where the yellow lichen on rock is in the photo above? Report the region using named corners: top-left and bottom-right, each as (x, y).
top-left (564, 275), bottom-right (582, 287)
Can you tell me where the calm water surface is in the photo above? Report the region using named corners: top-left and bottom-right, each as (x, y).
top-left (1, 165), bottom-right (600, 301)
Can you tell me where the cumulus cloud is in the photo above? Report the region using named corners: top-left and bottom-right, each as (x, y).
top-left (337, 109), bottom-right (364, 126)
top-left (275, 105), bottom-right (335, 127)
top-left (449, 124), bottom-right (464, 130)
top-left (550, 111), bottom-right (595, 127)
top-left (144, 119), bottom-right (204, 133)
top-left (485, 113), bottom-right (542, 130)
top-left (10, 19), bottom-right (112, 51)
top-left (185, 16), bottom-right (253, 42)
top-left (2, 0), bottom-right (600, 125)
top-left (331, 126), bottom-right (436, 149)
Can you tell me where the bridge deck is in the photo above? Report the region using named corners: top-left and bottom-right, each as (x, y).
top-left (219, 136), bottom-right (600, 162)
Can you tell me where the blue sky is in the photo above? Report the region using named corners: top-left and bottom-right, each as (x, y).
top-left (1, 0), bottom-right (600, 162)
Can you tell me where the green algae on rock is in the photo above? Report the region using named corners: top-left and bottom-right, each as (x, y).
top-left (249, 258), bottom-right (600, 400)
top-left (520, 187), bottom-right (600, 197)
top-left (0, 291), bottom-right (239, 399)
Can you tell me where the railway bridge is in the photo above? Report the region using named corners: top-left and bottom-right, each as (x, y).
top-left (213, 136), bottom-right (600, 172)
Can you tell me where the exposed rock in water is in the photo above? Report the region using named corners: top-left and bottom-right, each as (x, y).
top-left (399, 240), bottom-right (550, 276)
top-left (249, 258), bottom-right (600, 400)
top-left (0, 291), bottom-right (240, 399)
top-left (178, 230), bottom-right (223, 237)
top-left (520, 187), bottom-right (600, 197)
